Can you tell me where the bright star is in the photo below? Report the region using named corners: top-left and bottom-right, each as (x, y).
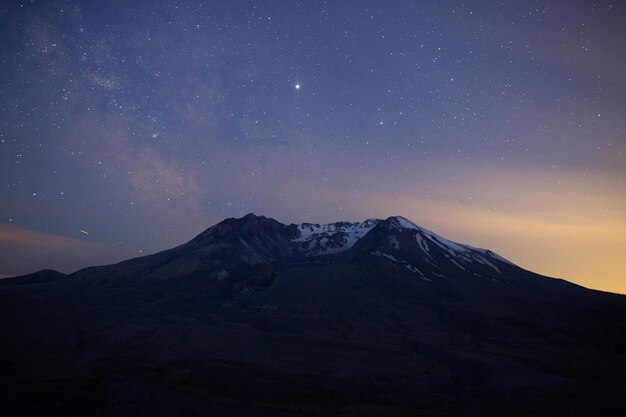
top-left (295, 83), bottom-right (301, 90)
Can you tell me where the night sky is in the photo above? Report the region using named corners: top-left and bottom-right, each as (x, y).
top-left (1, 1), bottom-right (624, 293)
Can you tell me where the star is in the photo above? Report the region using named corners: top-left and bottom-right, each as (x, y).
top-left (0, 0), bottom-right (622, 293)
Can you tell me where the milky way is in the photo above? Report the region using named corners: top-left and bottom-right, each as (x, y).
top-left (1, 1), bottom-right (624, 292)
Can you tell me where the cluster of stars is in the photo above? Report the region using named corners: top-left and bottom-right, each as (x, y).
top-left (0, 0), bottom-right (624, 291)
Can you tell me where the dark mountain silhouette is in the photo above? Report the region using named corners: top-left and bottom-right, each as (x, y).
top-left (0, 268), bottom-right (67, 285)
top-left (1, 214), bottom-right (625, 416)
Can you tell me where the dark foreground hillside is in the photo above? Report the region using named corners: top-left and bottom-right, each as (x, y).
top-left (1, 215), bottom-right (625, 416)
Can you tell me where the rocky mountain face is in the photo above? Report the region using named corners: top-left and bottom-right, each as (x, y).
top-left (1, 214), bottom-right (625, 417)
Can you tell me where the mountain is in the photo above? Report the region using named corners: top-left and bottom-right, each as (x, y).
top-left (0, 269), bottom-right (67, 285)
top-left (1, 214), bottom-right (625, 417)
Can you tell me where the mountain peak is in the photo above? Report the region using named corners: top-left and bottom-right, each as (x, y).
top-left (241, 212), bottom-right (265, 220)
top-left (66, 213), bottom-right (517, 287)
top-left (384, 215), bottom-right (422, 230)
top-left (4, 213), bottom-right (624, 417)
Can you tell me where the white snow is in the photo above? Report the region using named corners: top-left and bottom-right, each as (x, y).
top-left (404, 263), bottom-right (425, 277)
top-left (394, 216), bottom-right (420, 230)
top-left (415, 233), bottom-right (431, 255)
top-left (293, 219), bottom-right (380, 256)
top-left (370, 250), bottom-right (401, 263)
top-left (371, 251), bottom-right (428, 280)
top-left (449, 257), bottom-right (466, 271)
top-left (292, 216), bottom-right (512, 277)
top-left (480, 249), bottom-right (515, 266)
top-left (382, 253), bottom-right (401, 263)
top-left (428, 235), bottom-right (470, 254)
top-left (473, 255), bottom-right (501, 273)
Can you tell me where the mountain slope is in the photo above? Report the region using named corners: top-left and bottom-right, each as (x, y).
top-left (0, 214), bottom-right (624, 417)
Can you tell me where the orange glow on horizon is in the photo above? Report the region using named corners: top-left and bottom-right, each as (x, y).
top-left (278, 166), bottom-right (626, 294)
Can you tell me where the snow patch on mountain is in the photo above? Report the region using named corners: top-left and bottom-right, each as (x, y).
top-left (414, 233), bottom-right (429, 250)
top-left (290, 215), bottom-right (514, 277)
top-left (370, 251), bottom-right (429, 280)
top-left (386, 216), bottom-right (514, 272)
top-left (293, 219), bottom-right (380, 256)
top-left (473, 254), bottom-right (501, 273)
top-left (393, 216), bottom-right (421, 230)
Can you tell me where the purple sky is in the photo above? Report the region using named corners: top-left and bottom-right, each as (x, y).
top-left (1, 1), bottom-right (624, 293)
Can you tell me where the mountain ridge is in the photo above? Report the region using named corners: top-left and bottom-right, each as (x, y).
top-left (5, 213), bottom-right (617, 299)
top-left (62, 213), bottom-right (587, 297)
top-left (67, 213), bottom-right (515, 276)
top-left (1, 213), bottom-right (625, 416)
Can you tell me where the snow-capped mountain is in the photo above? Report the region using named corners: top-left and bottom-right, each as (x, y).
top-left (67, 213), bottom-right (518, 286)
top-left (283, 214), bottom-right (517, 283)
top-left (293, 215), bottom-right (511, 270)
top-left (2, 214), bottom-right (625, 417)
top-left (292, 219), bottom-right (380, 256)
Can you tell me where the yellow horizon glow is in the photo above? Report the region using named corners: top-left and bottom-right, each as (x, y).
top-left (2, 166), bottom-right (624, 295)
top-left (278, 166), bottom-right (626, 294)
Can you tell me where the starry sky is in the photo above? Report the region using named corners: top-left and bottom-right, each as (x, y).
top-left (1, 1), bottom-right (625, 293)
